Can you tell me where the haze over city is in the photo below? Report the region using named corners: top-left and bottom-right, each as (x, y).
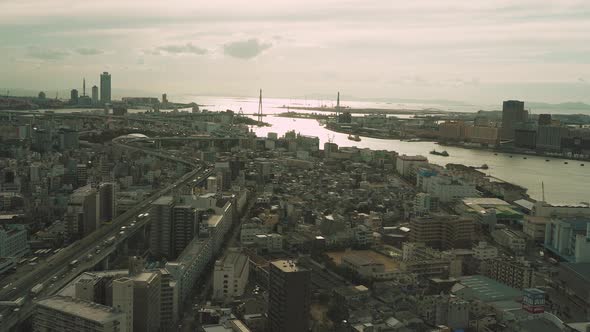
top-left (1, 0), bottom-right (590, 103)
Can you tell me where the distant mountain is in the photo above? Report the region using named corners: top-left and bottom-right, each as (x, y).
top-left (526, 101), bottom-right (590, 114)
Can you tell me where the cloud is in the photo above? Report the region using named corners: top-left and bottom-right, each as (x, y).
top-left (75, 47), bottom-right (103, 55)
top-left (156, 43), bottom-right (207, 55)
top-left (27, 47), bottom-right (69, 60)
top-left (223, 39), bottom-right (271, 59)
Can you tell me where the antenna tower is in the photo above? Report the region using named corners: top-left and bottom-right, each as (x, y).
top-left (257, 89), bottom-right (263, 122)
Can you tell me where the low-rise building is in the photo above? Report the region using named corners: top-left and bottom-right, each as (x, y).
top-left (491, 229), bottom-right (526, 253)
top-left (34, 295), bottom-right (128, 332)
top-left (544, 217), bottom-right (590, 263)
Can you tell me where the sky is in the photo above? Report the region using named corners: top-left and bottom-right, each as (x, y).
top-left (1, 0), bottom-right (590, 104)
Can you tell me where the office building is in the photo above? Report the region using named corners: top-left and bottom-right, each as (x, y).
top-left (212, 248), bottom-right (249, 301)
top-left (112, 277), bottom-right (134, 332)
top-left (34, 295), bottom-right (128, 332)
top-left (0, 224), bottom-right (29, 258)
top-left (99, 182), bottom-right (117, 223)
top-left (514, 128), bottom-right (537, 149)
top-left (409, 214), bottom-right (474, 250)
top-left (100, 72), bottom-right (111, 103)
top-left (65, 185), bottom-right (99, 240)
top-left (501, 100), bottom-right (528, 140)
top-left (268, 260), bottom-right (311, 332)
top-left (75, 273), bottom-right (107, 304)
top-left (149, 196), bottom-right (174, 258)
top-left (70, 89), bottom-right (79, 104)
top-left (131, 271), bottom-right (161, 332)
top-left (92, 85), bottom-right (99, 105)
top-left (59, 129), bottom-right (79, 150)
top-left (536, 125), bottom-right (567, 152)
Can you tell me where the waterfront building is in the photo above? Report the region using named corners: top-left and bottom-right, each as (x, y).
top-left (438, 121), bottom-right (466, 141)
top-left (268, 260), bottom-right (311, 332)
top-left (536, 125), bottom-right (567, 151)
top-left (212, 248), bottom-right (249, 301)
top-left (70, 89), bottom-right (79, 104)
top-left (100, 72), bottom-right (111, 103)
top-left (34, 295), bottom-right (128, 332)
top-left (544, 217), bottom-right (590, 263)
top-left (465, 125), bottom-right (499, 146)
top-left (501, 100), bottom-right (528, 140)
top-left (514, 128), bottom-right (537, 149)
top-left (92, 85), bottom-right (99, 104)
top-left (396, 154), bottom-right (428, 177)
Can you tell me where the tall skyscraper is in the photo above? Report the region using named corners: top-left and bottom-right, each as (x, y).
top-left (501, 100), bottom-right (528, 140)
top-left (83, 78), bottom-right (86, 96)
top-left (70, 89), bottom-right (79, 104)
top-left (149, 196), bottom-right (174, 258)
top-left (268, 260), bottom-right (311, 332)
top-left (99, 182), bottom-right (117, 223)
top-left (112, 277), bottom-right (134, 332)
top-left (100, 72), bottom-right (111, 103)
top-left (92, 85), bottom-right (99, 104)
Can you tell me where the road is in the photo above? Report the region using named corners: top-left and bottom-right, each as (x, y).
top-left (0, 140), bottom-right (211, 331)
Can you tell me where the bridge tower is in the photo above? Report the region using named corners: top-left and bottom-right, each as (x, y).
top-left (257, 89), bottom-right (263, 122)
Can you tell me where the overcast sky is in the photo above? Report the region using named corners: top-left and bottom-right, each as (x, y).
top-left (1, 0), bottom-right (589, 103)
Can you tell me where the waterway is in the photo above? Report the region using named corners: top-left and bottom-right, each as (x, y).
top-left (31, 96), bottom-right (590, 204)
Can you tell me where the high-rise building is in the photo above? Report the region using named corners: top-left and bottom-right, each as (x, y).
top-left (99, 182), bottom-right (117, 223)
top-left (158, 269), bottom-right (179, 331)
top-left (149, 196), bottom-right (174, 258)
top-left (267, 260), bottom-right (311, 332)
top-left (131, 271), bottom-right (161, 332)
top-left (172, 204), bottom-right (199, 257)
top-left (538, 114), bottom-right (552, 126)
top-left (212, 248), bottom-right (249, 301)
top-left (34, 295), bottom-right (128, 332)
top-left (92, 85), bottom-right (99, 105)
top-left (162, 93), bottom-right (168, 104)
top-left (112, 277), bottom-right (134, 332)
top-left (501, 100), bottom-right (528, 140)
top-left (65, 185), bottom-right (99, 240)
top-left (59, 129), bottom-right (79, 151)
top-left (100, 72), bottom-right (111, 103)
top-left (70, 89), bottom-right (79, 104)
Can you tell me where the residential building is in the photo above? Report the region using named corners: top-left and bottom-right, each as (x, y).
top-left (268, 260), bottom-right (311, 332)
top-left (172, 204), bottom-right (199, 258)
top-left (149, 196), bottom-right (174, 258)
top-left (158, 269), bottom-right (179, 332)
top-left (409, 214), bottom-right (474, 250)
top-left (414, 192), bottom-right (433, 216)
top-left (482, 256), bottom-right (534, 289)
top-left (522, 216), bottom-right (549, 242)
top-left (417, 295), bottom-right (469, 330)
top-left (34, 295), bottom-right (128, 332)
top-left (212, 248), bottom-right (249, 301)
top-left (472, 242), bottom-right (498, 261)
top-left (92, 85), bottom-right (99, 105)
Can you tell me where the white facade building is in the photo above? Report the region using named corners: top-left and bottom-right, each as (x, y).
top-left (212, 249), bottom-right (249, 301)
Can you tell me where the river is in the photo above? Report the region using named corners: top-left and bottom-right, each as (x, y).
top-left (34, 95), bottom-right (590, 204)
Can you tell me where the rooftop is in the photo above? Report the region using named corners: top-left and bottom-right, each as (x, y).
top-left (271, 259), bottom-right (306, 273)
top-left (452, 275), bottom-right (522, 303)
top-left (37, 295), bottom-right (123, 323)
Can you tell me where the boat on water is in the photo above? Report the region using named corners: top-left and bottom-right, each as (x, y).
top-left (348, 134), bottom-right (361, 142)
top-left (430, 150), bottom-right (449, 157)
top-left (564, 162), bottom-right (569, 164)
top-left (480, 164), bottom-right (489, 169)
